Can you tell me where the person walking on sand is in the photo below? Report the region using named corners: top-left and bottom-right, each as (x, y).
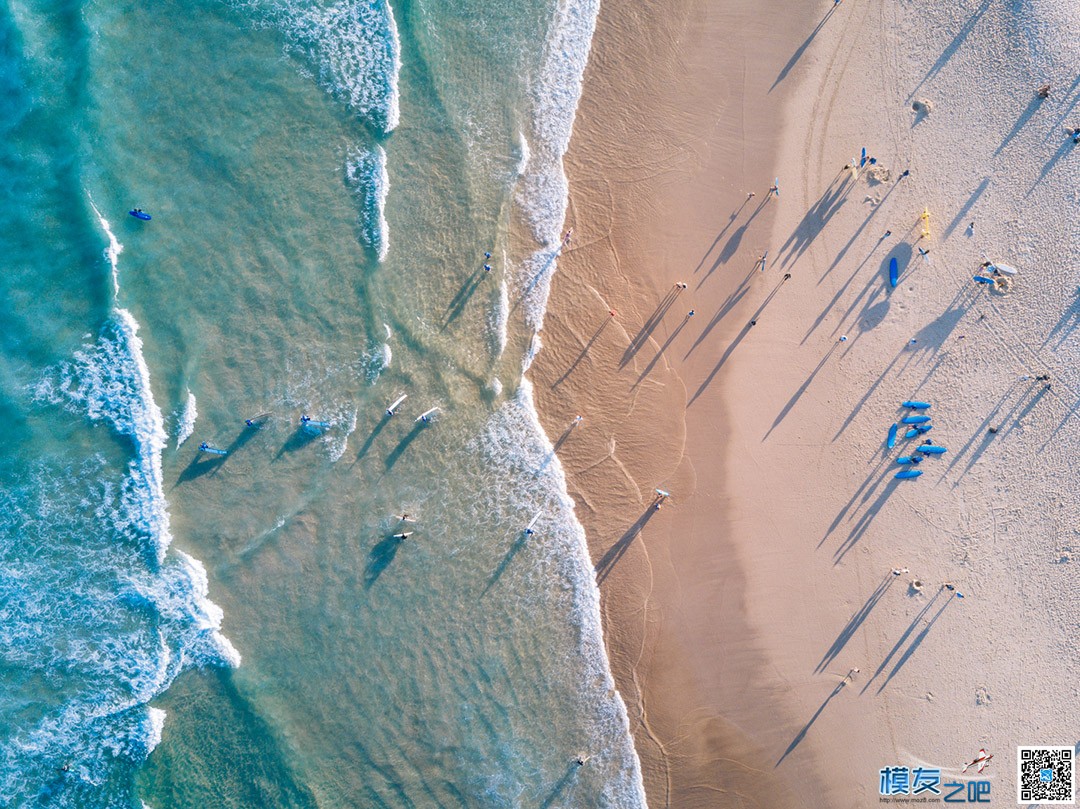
top-left (563, 228), bottom-right (573, 245)
top-left (769, 179), bottom-right (780, 197)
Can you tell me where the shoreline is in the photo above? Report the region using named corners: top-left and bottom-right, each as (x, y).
top-left (529, 0), bottom-right (827, 804)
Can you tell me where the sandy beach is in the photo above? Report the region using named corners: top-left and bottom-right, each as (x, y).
top-left (532, 0), bottom-right (1079, 805)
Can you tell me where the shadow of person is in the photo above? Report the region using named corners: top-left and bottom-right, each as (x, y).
top-left (176, 452), bottom-right (227, 484)
top-left (364, 535), bottom-right (406, 589)
top-left (775, 680), bottom-right (847, 766)
top-left (224, 422), bottom-right (264, 455)
top-left (385, 421), bottom-right (427, 470)
top-left (594, 506), bottom-right (658, 583)
top-left (274, 426), bottom-right (320, 460)
top-left (354, 415), bottom-right (391, 463)
top-left (482, 531), bottom-right (530, 597)
top-left (538, 762), bottom-right (583, 809)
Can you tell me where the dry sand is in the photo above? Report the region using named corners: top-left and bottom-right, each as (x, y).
top-left (531, 0), bottom-right (1078, 806)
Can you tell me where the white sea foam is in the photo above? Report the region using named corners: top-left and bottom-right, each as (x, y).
top-left (490, 277), bottom-right (509, 358)
top-left (512, 0), bottom-right (600, 331)
top-left (175, 389), bottom-right (197, 448)
top-left (514, 129), bottom-right (531, 177)
top-left (468, 382), bottom-right (648, 806)
top-left (244, 0), bottom-right (401, 133)
top-left (499, 0), bottom-right (648, 801)
top-left (9, 213), bottom-right (238, 803)
top-left (88, 197), bottom-right (122, 298)
top-left (345, 144), bottom-right (390, 261)
top-left (360, 338), bottom-right (392, 384)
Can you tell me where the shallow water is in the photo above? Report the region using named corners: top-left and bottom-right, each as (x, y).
top-left (1, 0), bottom-right (645, 806)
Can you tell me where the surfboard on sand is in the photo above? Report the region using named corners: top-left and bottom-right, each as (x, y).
top-left (887, 423), bottom-right (898, 448)
top-left (901, 415), bottom-right (931, 424)
top-left (905, 426), bottom-right (933, 439)
top-left (902, 400), bottom-right (931, 409)
top-left (889, 257), bottom-right (899, 288)
top-left (918, 445), bottom-right (947, 455)
top-left (895, 469), bottom-right (923, 480)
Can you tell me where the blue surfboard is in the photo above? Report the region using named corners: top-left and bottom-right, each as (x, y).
top-left (901, 415), bottom-right (931, 424)
top-left (895, 469), bottom-right (923, 480)
top-left (918, 445), bottom-right (947, 455)
top-left (860, 147), bottom-right (867, 168)
top-left (887, 423), bottom-right (898, 449)
top-left (129, 209), bottom-right (151, 221)
top-left (902, 400), bottom-right (931, 409)
top-left (904, 425), bottom-right (933, 439)
top-left (896, 456), bottom-right (922, 465)
top-left (973, 275), bottom-right (994, 284)
top-left (889, 257), bottom-right (899, 288)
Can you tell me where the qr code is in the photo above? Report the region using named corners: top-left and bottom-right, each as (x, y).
top-left (1019, 746), bottom-right (1075, 804)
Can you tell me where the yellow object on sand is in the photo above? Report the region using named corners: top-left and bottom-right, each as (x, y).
top-left (921, 207), bottom-right (931, 238)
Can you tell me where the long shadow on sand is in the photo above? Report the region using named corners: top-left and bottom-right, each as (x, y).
top-left (619, 287), bottom-right (683, 368)
top-left (685, 265), bottom-right (756, 357)
top-left (594, 506), bottom-right (657, 584)
top-left (816, 573), bottom-right (894, 674)
top-left (633, 314), bottom-right (693, 387)
top-left (536, 421), bottom-right (580, 477)
top-left (697, 197), bottom-right (771, 288)
top-left (778, 173), bottom-right (854, 270)
top-left (762, 341), bottom-right (841, 441)
top-left (864, 589), bottom-right (954, 695)
top-left (776, 680), bottom-right (847, 767)
top-left (688, 275), bottom-right (792, 406)
top-left (771, 6), bottom-right (838, 93)
top-left (552, 317), bottom-right (612, 389)
top-left (995, 95), bottom-right (1044, 156)
top-left (907, 0), bottom-right (991, 103)
top-left (693, 197), bottom-right (754, 274)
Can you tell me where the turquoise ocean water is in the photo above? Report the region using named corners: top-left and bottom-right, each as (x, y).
top-left (0, 0), bottom-right (647, 806)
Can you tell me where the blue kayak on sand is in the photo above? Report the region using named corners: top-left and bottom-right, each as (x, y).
top-left (129, 209), bottom-right (151, 221)
top-left (901, 415), bottom-right (931, 424)
top-left (889, 257), bottom-right (899, 288)
top-left (896, 456), bottom-right (923, 465)
top-left (887, 423), bottom-right (898, 449)
top-left (902, 400), bottom-right (931, 409)
top-left (895, 469), bottom-right (923, 480)
top-left (905, 425), bottom-right (933, 439)
top-left (918, 445), bottom-right (947, 455)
